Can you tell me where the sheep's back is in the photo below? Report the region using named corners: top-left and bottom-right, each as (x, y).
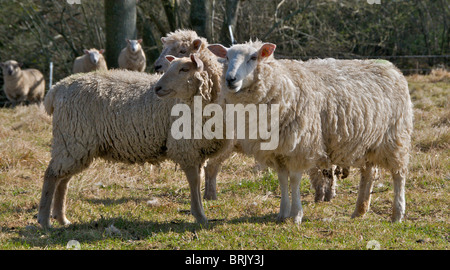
top-left (50, 70), bottom-right (174, 165)
top-left (299, 59), bottom-right (413, 169)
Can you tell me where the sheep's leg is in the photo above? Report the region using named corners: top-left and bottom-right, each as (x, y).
top-left (308, 168), bottom-right (325, 202)
top-left (324, 165), bottom-right (338, 202)
top-left (203, 161), bottom-right (221, 200)
top-left (391, 169), bottom-right (406, 222)
top-left (289, 171), bottom-right (303, 224)
top-left (38, 167), bottom-right (60, 229)
top-left (51, 176), bottom-right (72, 226)
top-left (351, 165), bottom-right (375, 219)
top-left (184, 165), bottom-right (207, 224)
top-left (38, 151), bottom-right (91, 229)
top-left (277, 169), bottom-right (290, 222)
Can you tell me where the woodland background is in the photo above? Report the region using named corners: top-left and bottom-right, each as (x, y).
top-left (0, 0), bottom-right (448, 104)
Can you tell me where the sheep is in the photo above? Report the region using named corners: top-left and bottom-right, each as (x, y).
top-left (154, 29), bottom-right (206, 73)
top-left (153, 30), bottom-right (229, 200)
top-left (72, 48), bottom-right (108, 74)
top-left (1, 60), bottom-right (45, 106)
top-left (118, 39), bottom-right (147, 72)
top-left (208, 41), bottom-right (413, 223)
top-left (38, 69), bottom-right (230, 229)
top-left (154, 30), bottom-right (347, 202)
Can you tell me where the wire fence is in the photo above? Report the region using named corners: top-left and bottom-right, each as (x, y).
top-left (1, 54), bottom-right (449, 107)
top-left (277, 54), bottom-right (450, 75)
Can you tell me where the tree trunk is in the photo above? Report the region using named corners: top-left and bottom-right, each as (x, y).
top-left (161, 0), bottom-right (178, 32)
top-left (190, 0), bottom-right (211, 40)
top-left (220, 0), bottom-right (240, 46)
top-left (104, 0), bottom-right (137, 69)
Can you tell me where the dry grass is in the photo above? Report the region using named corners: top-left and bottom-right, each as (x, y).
top-left (0, 73), bottom-right (448, 250)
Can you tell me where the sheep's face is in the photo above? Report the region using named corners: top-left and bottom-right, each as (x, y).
top-left (127, 39), bottom-right (142, 53)
top-left (208, 43), bottom-right (276, 93)
top-left (0, 60), bottom-right (22, 76)
top-left (154, 54), bottom-right (204, 101)
top-left (84, 49), bottom-right (104, 65)
top-left (154, 38), bottom-right (203, 73)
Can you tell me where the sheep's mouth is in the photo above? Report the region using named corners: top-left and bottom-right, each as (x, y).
top-left (226, 84), bottom-right (241, 93)
top-left (155, 88), bottom-right (173, 98)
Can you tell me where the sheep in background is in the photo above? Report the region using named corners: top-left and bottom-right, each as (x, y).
top-left (1, 60), bottom-right (45, 106)
top-left (38, 69), bottom-right (230, 229)
top-left (153, 29), bottom-right (206, 73)
top-left (208, 41), bottom-right (413, 223)
top-left (118, 39), bottom-right (146, 72)
top-left (72, 48), bottom-right (108, 74)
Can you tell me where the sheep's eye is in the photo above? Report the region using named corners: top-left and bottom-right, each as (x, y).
top-left (250, 55), bottom-right (257, 61)
top-left (180, 67), bottom-right (189, 72)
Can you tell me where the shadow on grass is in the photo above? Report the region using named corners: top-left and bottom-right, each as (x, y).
top-left (10, 212), bottom-right (280, 249)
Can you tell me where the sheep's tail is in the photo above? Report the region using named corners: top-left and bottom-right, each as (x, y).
top-left (44, 86), bottom-right (56, 115)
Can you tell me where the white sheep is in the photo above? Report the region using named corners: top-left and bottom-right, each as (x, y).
top-left (118, 39), bottom-right (147, 72)
top-left (38, 69), bottom-right (230, 229)
top-left (1, 60), bottom-right (45, 106)
top-left (72, 48), bottom-right (108, 74)
top-left (208, 41), bottom-right (413, 223)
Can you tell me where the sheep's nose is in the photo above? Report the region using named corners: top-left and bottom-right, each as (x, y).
top-left (155, 86), bottom-right (162, 92)
top-left (154, 65), bottom-right (162, 72)
top-left (226, 76), bottom-right (236, 84)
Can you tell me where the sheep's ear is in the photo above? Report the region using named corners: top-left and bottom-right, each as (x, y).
top-left (190, 54), bottom-right (203, 71)
top-left (18, 62), bottom-right (23, 68)
top-left (207, 44), bottom-right (227, 58)
top-left (126, 38), bottom-right (130, 43)
top-left (161, 37), bottom-right (167, 44)
top-left (84, 49), bottom-right (90, 55)
top-left (192, 39), bottom-right (202, 52)
top-left (137, 39), bottom-right (143, 43)
top-left (165, 55), bottom-right (176, 63)
top-left (258, 43), bottom-right (276, 59)
top-left (99, 49), bottom-right (105, 54)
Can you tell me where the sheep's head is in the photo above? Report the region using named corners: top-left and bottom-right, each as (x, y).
top-left (126, 39), bottom-right (142, 53)
top-left (154, 53), bottom-right (205, 102)
top-left (154, 34), bottom-right (204, 73)
top-left (208, 42), bottom-right (276, 92)
top-left (0, 60), bottom-right (22, 76)
top-left (84, 49), bottom-right (105, 65)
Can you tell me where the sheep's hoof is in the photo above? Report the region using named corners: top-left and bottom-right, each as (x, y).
top-left (293, 216), bottom-right (302, 225)
top-left (203, 193), bottom-right (218, 200)
top-left (37, 218), bottom-right (52, 230)
top-left (351, 211), bottom-right (364, 219)
top-left (195, 216), bottom-right (208, 225)
top-left (276, 214), bottom-right (288, 223)
top-left (58, 217), bottom-right (72, 226)
top-left (391, 213), bottom-right (404, 223)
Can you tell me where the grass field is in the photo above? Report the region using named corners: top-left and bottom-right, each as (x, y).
top-left (0, 71), bottom-right (448, 250)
